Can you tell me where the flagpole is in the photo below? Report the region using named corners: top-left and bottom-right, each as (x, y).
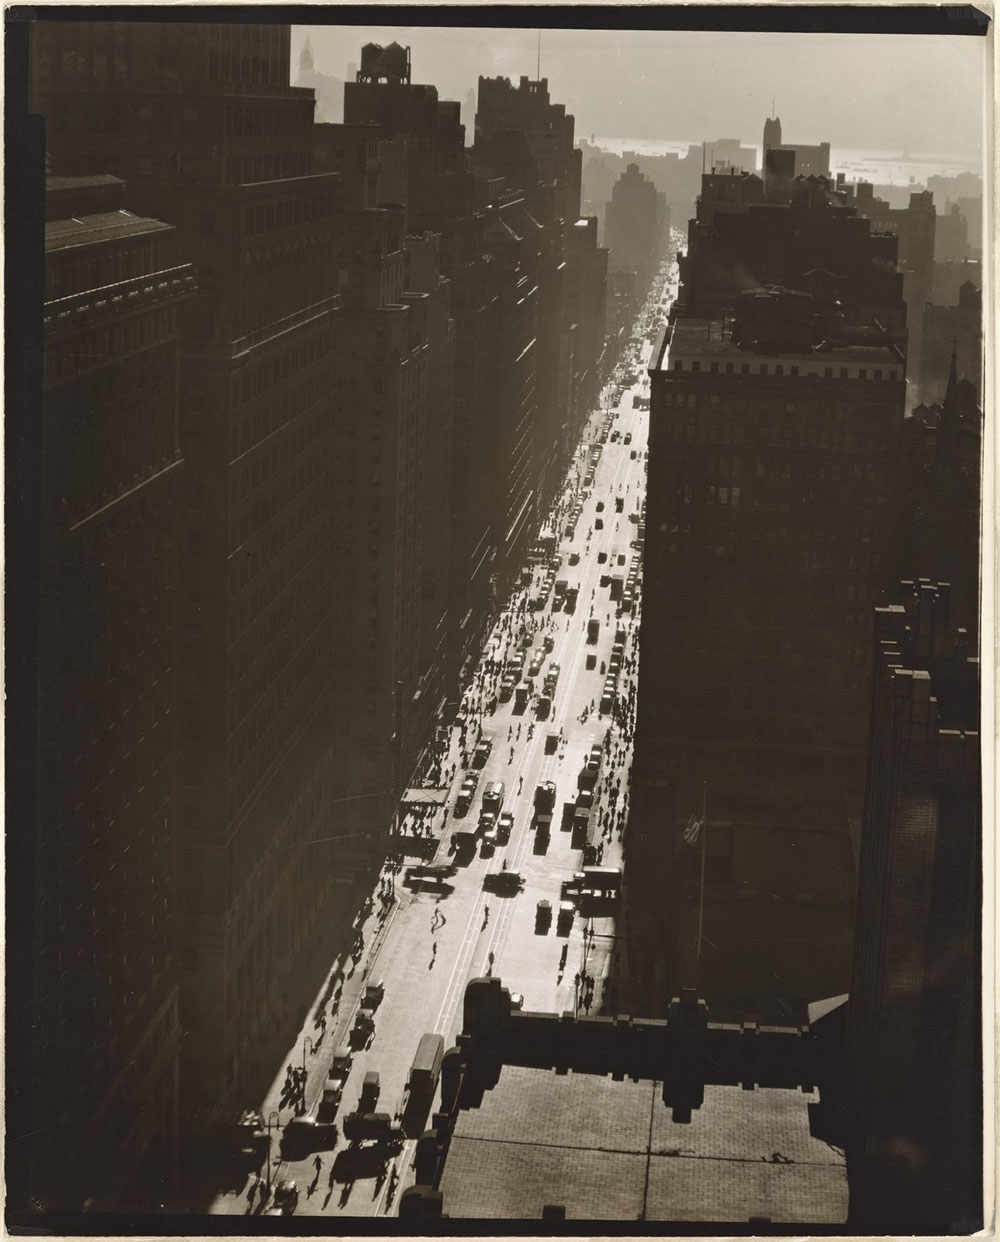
top-left (696, 779), bottom-right (707, 959)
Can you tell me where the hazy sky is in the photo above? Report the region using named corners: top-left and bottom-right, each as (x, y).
top-left (293, 22), bottom-right (986, 161)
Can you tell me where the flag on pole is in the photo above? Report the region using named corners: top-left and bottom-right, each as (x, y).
top-left (681, 811), bottom-right (704, 845)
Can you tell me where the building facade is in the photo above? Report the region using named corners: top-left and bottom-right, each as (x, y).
top-left (33, 173), bottom-right (196, 1211)
top-left (31, 21), bottom-right (357, 1121)
top-left (844, 581), bottom-right (981, 1232)
top-left (604, 162), bottom-right (661, 290)
top-left (623, 270), bottom-right (907, 1012)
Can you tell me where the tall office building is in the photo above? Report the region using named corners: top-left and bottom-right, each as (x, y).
top-left (345, 46), bottom-right (541, 683)
top-left (31, 21), bottom-right (352, 1119)
top-left (679, 169), bottom-right (908, 324)
top-left (32, 173), bottom-right (196, 1211)
top-left (844, 581), bottom-right (981, 1232)
top-left (851, 183), bottom-right (936, 396)
top-left (919, 279), bottom-right (982, 403)
top-left (760, 114), bottom-right (831, 183)
top-left (900, 352), bottom-right (983, 636)
top-left (481, 192), bottom-right (541, 582)
top-left (623, 183), bottom-right (909, 1011)
top-left (472, 76), bottom-right (578, 510)
top-left (605, 162), bottom-right (662, 289)
top-left (474, 74), bottom-right (582, 229)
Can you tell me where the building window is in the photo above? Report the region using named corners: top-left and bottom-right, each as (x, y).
top-left (840, 368), bottom-right (848, 378)
top-left (673, 359), bottom-right (683, 371)
top-left (760, 364), bottom-right (768, 375)
top-left (706, 487), bottom-right (716, 505)
top-left (741, 363), bottom-right (750, 375)
top-left (859, 368), bottom-right (867, 380)
top-left (825, 367), bottom-right (833, 378)
top-left (790, 365), bottom-right (799, 376)
top-left (889, 370), bottom-right (898, 381)
top-left (725, 362), bottom-right (734, 374)
top-left (691, 361), bottom-right (700, 372)
top-left (874, 369), bottom-right (883, 380)
top-left (710, 362), bottom-right (718, 373)
top-left (775, 365), bottom-right (783, 376)
top-left (731, 486), bottom-right (741, 506)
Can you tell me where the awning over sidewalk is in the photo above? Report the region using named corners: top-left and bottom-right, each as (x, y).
top-left (401, 787), bottom-right (450, 807)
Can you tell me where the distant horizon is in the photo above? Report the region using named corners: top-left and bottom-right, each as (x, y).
top-left (582, 137), bottom-right (984, 183)
top-left (293, 23), bottom-right (987, 166)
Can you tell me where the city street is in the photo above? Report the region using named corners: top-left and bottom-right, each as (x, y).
top-left (212, 252), bottom-right (679, 1219)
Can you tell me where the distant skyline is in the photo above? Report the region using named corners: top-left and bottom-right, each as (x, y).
top-left (293, 23), bottom-right (986, 160)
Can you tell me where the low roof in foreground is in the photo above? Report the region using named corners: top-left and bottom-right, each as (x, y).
top-left (439, 1065), bottom-right (847, 1222)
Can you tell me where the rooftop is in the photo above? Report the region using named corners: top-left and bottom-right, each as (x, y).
top-left (45, 209), bottom-right (172, 252)
top-left (656, 316), bottom-right (903, 374)
top-left (439, 1065), bottom-right (847, 1222)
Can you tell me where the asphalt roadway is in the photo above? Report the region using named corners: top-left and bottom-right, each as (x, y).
top-left (212, 252), bottom-right (680, 1220)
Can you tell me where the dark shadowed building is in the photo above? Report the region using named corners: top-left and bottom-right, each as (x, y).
top-left (900, 353), bottom-right (983, 637)
top-left (919, 279), bottom-right (982, 403)
top-left (624, 271), bottom-right (907, 1016)
top-left (30, 20), bottom-right (356, 1124)
top-left (343, 44), bottom-right (502, 683)
top-left (32, 173), bottom-right (196, 1212)
top-left (844, 581), bottom-right (981, 1233)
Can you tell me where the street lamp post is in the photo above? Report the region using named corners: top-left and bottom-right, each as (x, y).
top-left (264, 1109), bottom-right (280, 1195)
top-left (299, 1034), bottom-right (314, 1115)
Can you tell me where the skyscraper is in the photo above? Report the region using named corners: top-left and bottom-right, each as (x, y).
top-left (605, 162), bottom-right (662, 290)
top-left (845, 580), bottom-right (981, 1232)
top-left (623, 177), bottom-right (910, 1013)
top-left (31, 21), bottom-right (352, 1120)
top-left (32, 172), bottom-right (196, 1211)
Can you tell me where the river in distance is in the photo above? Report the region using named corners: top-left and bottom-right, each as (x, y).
top-left (589, 137), bottom-right (982, 188)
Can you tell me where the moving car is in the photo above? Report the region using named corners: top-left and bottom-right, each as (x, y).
top-left (472, 738), bottom-right (492, 768)
top-left (262, 1179), bottom-right (299, 1216)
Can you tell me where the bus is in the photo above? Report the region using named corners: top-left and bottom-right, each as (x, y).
top-left (403, 1033), bottom-right (445, 1114)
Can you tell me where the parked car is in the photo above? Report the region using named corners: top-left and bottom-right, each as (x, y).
top-left (472, 738), bottom-right (492, 768)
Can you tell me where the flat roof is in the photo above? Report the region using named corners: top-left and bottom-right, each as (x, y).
top-left (440, 1067), bottom-right (847, 1222)
top-left (659, 316), bottom-right (901, 371)
top-left (45, 210), bottom-right (172, 252)
top-left (46, 174), bottom-right (124, 191)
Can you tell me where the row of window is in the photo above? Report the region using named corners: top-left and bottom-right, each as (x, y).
top-left (240, 190), bottom-right (337, 239)
top-left (224, 150), bottom-right (310, 187)
top-left (225, 102), bottom-right (307, 141)
top-left (659, 418), bottom-right (890, 452)
top-left (670, 357), bottom-right (900, 381)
